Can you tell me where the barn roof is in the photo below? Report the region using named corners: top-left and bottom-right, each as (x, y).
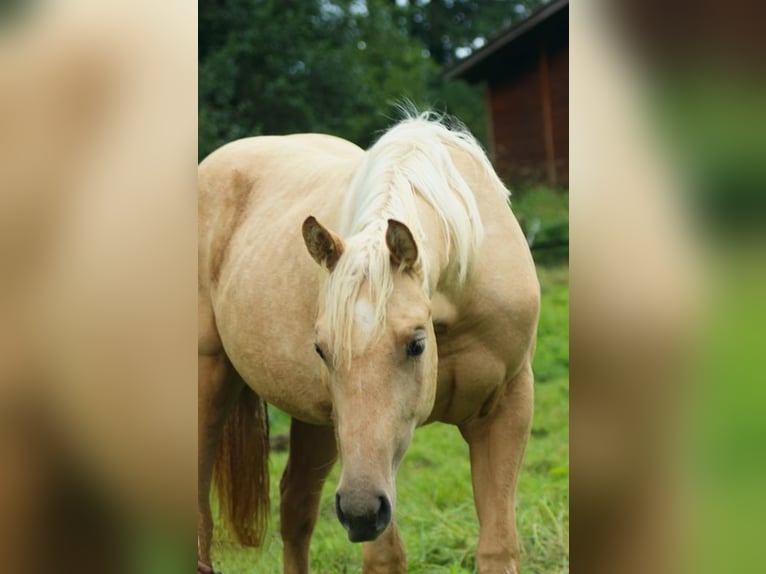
top-left (445, 0), bottom-right (568, 82)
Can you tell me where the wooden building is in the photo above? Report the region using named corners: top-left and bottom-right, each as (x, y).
top-left (447, 0), bottom-right (568, 186)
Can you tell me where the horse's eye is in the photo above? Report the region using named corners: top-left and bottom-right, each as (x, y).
top-left (407, 338), bottom-right (425, 358)
top-left (314, 342), bottom-right (326, 361)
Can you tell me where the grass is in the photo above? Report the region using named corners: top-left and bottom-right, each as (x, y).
top-left (511, 186), bottom-right (569, 265)
top-left (211, 264), bottom-right (569, 573)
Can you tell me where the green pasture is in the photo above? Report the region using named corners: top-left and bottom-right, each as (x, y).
top-left (212, 264), bottom-right (569, 573)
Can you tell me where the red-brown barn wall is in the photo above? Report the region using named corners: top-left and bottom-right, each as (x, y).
top-left (488, 53), bottom-right (545, 184)
top-left (549, 44), bottom-right (569, 184)
top-left (487, 41), bottom-right (568, 186)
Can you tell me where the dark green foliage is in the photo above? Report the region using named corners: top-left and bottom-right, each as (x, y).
top-left (394, 0), bottom-right (546, 66)
top-left (199, 0), bottom-right (432, 158)
top-left (199, 0), bottom-right (550, 160)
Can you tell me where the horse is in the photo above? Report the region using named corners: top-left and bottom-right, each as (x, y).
top-left (197, 113), bottom-right (539, 574)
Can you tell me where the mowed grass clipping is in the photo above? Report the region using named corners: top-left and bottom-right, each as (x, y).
top-left (211, 265), bottom-right (569, 573)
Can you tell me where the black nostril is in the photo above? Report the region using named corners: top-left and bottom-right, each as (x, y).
top-left (335, 491), bottom-right (391, 541)
top-left (335, 492), bottom-right (347, 528)
top-left (375, 495), bottom-right (392, 532)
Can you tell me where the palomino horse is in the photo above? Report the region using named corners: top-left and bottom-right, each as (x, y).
top-left (198, 114), bottom-right (539, 573)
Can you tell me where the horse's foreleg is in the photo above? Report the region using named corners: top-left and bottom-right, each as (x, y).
top-left (361, 521), bottom-right (407, 574)
top-left (460, 364), bottom-right (534, 574)
top-left (280, 418), bottom-right (337, 574)
top-left (197, 351), bottom-right (241, 568)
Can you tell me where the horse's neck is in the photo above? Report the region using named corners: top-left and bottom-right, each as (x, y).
top-left (414, 198), bottom-right (452, 298)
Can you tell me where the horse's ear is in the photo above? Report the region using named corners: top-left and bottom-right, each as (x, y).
top-left (386, 219), bottom-right (419, 271)
top-left (302, 216), bottom-right (344, 272)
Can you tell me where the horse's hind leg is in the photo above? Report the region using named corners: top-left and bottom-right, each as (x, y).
top-left (459, 364), bottom-right (534, 574)
top-left (198, 298), bottom-right (243, 568)
top-left (198, 350), bottom-right (243, 567)
top-left (280, 418), bottom-right (337, 574)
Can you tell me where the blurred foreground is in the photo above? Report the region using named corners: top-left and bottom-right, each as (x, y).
top-left (571, 1), bottom-right (766, 573)
top-left (0, 2), bottom-right (196, 572)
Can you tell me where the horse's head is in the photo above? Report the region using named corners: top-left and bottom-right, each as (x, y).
top-left (302, 216), bottom-right (437, 542)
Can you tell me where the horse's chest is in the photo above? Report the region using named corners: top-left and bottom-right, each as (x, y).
top-left (430, 339), bottom-right (508, 425)
top-left (427, 283), bottom-right (537, 424)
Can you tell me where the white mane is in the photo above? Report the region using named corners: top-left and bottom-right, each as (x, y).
top-left (322, 112), bottom-right (508, 364)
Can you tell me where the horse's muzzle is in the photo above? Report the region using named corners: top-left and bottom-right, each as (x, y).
top-left (335, 491), bottom-right (392, 542)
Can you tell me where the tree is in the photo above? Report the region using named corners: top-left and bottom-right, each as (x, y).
top-left (199, 0), bottom-right (436, 158)
top-left (391, 0), bottom-right (549, 66)
top-left (198, 0), bottom-right (550, 158)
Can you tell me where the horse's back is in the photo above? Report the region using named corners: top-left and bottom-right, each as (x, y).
top-left (198, 133), bottom-right (362, 226)
top-left (198, 134), bottom-right (363, 292)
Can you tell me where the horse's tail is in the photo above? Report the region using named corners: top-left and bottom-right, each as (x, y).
top-left (213, 385), bottom-right (270, 547)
